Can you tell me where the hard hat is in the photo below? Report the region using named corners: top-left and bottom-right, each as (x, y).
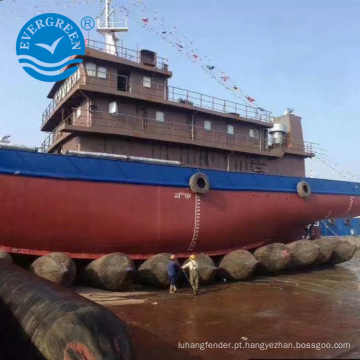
top-left (190, 254), bottom-right (195, 259)
top-left (170, 255), bottom-right (175, 259)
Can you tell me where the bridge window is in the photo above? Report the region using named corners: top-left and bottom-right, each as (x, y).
top-left (227, 124), bottom-right (234, 135)
top-left (249, 129), bottom-right (259, 139)
top-left (204, 120), bottom-right (211, 131)
top-left (86, 62), bottom-right (96, 77)
top-left (109, 102), bottom-right (118, 115)
top-left (97, 66), bottom-right (107, 79)
top-left (156, 111), bottom-right (164, 122)
top-left (143, 76), bottom-right (151, 88)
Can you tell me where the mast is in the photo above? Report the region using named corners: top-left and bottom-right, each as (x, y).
top-left (96, 0), bottom-right (128, 56)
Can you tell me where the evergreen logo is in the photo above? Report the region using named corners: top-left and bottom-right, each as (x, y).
top-left (16, 13), bottom-right (85, 82)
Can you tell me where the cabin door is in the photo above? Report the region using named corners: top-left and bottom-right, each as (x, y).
top-left (117, 70), bottom-right (129, 92)
top-left (135, 104), bottom-right (148, 132)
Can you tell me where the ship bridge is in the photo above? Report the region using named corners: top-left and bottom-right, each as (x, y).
top-left (39, 0), bottom-right (315, 177)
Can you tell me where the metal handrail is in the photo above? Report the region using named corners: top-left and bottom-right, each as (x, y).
top-left (42, 71), bottom-right (272, 126)
top-left (42, 69), bottom-right (81, 124)
top-left (41, 110), bottom-right (312, 155)
top-left (285, 135), bottom-right (315, 154)
top-left (97, 18), bottom-right (128, 29)
top-left (86, 39), bottom-right (168, 70)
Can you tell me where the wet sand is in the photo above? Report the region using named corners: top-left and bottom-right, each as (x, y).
top-left (79, 251), bottom-right (360, 359)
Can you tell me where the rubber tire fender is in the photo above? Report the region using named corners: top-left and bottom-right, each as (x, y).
top-left (189, 173), bottom-right (210, 194)
top-left (297, 180), bottom-right (311, 198)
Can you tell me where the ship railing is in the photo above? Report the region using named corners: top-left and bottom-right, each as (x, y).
top-left (85, 39), bottom-right (168, 71)
top-left (303, 141), bottom-right (315, 154)
top-left (96, 18), bottom-right (128, 30)
top-left (166, 86), bottom-right (271, 122)
top-left (125, 79), bottom-right (271, 122)
top-left (41, 119), bottom-right (73, 152)
top-left (285, 136), bottom-right (315, 155)
top-left (46, 71), bottom-right (271, 124)
top-left (42, 68), bottom-right (272, 127)
top-left (42, 69), bottom-right (81, 124)
top-left (43, 110), bottom-right (317, 156)
top-left (51, 110), bottom-right (273, 154)
top-left (42, 60), bottom-right (279, 130)
top-left (41, 133), bottom-right (53, 152)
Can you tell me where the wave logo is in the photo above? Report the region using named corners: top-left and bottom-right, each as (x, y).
top-left (16, 13), bottom-right (85, 82)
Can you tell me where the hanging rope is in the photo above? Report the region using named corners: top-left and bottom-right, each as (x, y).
top-left (0, 0), bottom-right (96, 22)
top-left (320, 220), bottom-right (347, 242)
top-left (116, 1), bottom-right (269, 112)
top-left (314, 153), bottom-right (360, 182)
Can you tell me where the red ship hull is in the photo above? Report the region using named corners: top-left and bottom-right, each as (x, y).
top-left (1, 173), bottom-right (360, 259)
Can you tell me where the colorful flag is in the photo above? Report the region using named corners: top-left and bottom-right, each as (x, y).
top-left (246, 96), bottom-right (255, 103)
top-left (207, 65), bottom-right (215, 70)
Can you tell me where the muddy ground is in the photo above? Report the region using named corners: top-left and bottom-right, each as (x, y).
top-left (77, 248), bottom-right (360, 359)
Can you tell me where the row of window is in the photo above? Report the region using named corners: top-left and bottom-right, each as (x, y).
top-left (53, 70), bottom-right (80, 106)
top-left (85, 62), bottom-right (154, 89)
top-left (78, 64), bottom-right (261, 137)
top-left (74, 101), bottom-right (259, 138)
top-left (204, 121), bottom-right (235, 135)
top-left (86, 62), bottom-right (107, 79)
top-left (108, 102), bottom-right (164, 121)
top-left (106, 103), bottom-right (261, 136)
top-left (204, 124), bottom-right (259, 137)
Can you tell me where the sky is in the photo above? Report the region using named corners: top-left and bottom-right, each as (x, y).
top-left (0, 0), bottom-right (359, 181)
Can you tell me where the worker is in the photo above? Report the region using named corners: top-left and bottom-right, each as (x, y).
top-left (168, 255), bottom-right (180, 293)
top-left (182, 254), bottom-right (199, 295)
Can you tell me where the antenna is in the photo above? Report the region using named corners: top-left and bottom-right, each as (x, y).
top-left (97, 0), bottom-right (128, 56)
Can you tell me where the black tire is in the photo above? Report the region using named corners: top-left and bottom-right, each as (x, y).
top-left (189, 173), bottom-right (210, 194)
top-left (297, 181), bottom-right (311, 198)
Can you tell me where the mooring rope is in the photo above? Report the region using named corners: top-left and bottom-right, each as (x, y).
top-left (320, 220), bottom-right (346, 242)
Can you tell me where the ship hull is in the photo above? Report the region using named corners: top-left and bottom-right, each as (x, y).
top-left (1, 149), bottom-right (360, 259)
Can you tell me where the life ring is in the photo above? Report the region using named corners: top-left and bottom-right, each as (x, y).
top-left (189, 173), bottom-right (210, 194)
top-left (297, 181), bottom-right (311, 198)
